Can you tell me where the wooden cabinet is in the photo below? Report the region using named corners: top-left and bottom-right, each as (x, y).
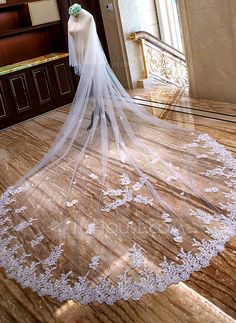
top-left (0, 57), bottom-right (74, 129)
top-left (0, 0), bottom-right (75, 130)
top-left (0, 0), bottom-right (110, 130)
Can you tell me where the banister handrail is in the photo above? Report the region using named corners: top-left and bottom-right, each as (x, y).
top-left (130, 31), bottom-right (186, 62)
top-left (130, 31), bottom-right (188, 87)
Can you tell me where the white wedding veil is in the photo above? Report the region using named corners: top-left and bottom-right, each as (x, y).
top-left (0, 8), bottom-right (235, 304)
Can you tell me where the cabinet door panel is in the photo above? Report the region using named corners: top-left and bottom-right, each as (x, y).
top-left (54, 62), bottom-right (71, 96)
top-left (32, 66), bottom-right (52, 104)
top-left (0, 77), bottom-right (16, 130)
top-left (9, 73), bottom-right (30, 112)
top-left (0, 81), bottom-right (7, 120)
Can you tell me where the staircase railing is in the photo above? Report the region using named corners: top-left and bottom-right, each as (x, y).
top-left (130, 31), bottom-right (188, 87)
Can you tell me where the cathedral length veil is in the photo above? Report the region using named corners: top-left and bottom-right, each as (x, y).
top-left (0, 8), bottom-right (236, 304)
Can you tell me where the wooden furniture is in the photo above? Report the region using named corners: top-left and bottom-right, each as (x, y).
top-left (0, 0), bottom-right (110, 130)
top-left (0, 0), bottom-right (75, 130)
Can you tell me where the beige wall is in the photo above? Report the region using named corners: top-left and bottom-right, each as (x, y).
top-left (99, 0), bottom-right (130, 88)
top-left (137, 0), bottom-right (160, 37)
top-left (179, 0), bottom-right (236, 103)
top-left (99, 0), bottom-right (159, 89)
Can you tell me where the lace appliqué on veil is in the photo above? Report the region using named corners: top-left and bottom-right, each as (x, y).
top-left (101, 174), bottom-right (153, 212)
top-left (0, 134), bottom-right (235, 304)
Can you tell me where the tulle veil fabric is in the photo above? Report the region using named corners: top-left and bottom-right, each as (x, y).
top-left (0, 8), bottom-right (235, 304)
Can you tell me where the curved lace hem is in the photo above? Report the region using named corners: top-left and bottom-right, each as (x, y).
top-left (0, 134), bottom-right (235, 305)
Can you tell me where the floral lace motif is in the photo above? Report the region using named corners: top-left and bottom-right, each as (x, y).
top-left (129, 244), bottom-right (144, 269)
top-left (170, 227), bottom-right (183, 243)
top-left (204, 187), bottom-right (219, 193)
top-left (86, 223), bottom-right (96, 236)
top-left (42, 245), bottom-right (64, 267)
top-left (101, 174), bottom-right (153, 212)
top-left (30, 235), bottom-right (44, 247)
top-left (89, 256), bottom-right (100, 270)
top-left (13, 218), bottom-right (35, 232)
top-left (190, 209), bottom-right (214, 225)
top-left (15, 206), bottom-right (27, 214)
top-left (89, 173), bottom-right (98, 180)
top-left (162, 212), bottom-right (172, 223)
top-left (66, 200), bottom-right (79, 208)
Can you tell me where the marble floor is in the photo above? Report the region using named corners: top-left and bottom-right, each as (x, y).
top-left (0, 84), bottom-right (236, 323)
